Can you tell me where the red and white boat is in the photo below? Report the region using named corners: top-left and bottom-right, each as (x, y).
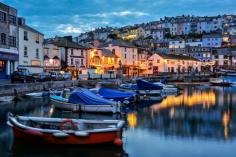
top-left (7, 114), bottom-right (125, 145)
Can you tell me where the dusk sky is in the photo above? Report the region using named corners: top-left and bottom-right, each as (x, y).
top-left (3, 0), bottom-right (236, 37)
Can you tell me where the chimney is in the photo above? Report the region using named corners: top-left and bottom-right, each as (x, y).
top-left (18, 17), bottom-right (26, 26)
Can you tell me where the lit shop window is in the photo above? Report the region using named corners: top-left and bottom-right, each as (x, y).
top-left (31, 60), bottom-right (41, 66)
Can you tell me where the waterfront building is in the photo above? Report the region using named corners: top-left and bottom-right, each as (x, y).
top-left (137, 48), bottom-right (151, 76)
top-left (0, 2), bottom-right (18, 79)
top-left (104, 40), bottom-right (139, 77)
top-left (18, 17), bottom-right (44, 73)
top-left (213, 48), bottom-right (232, 68)
top-left (202, 34), bottom-right (222, 47)
top-left (148, 53), bottom-right (201, 74)
top-left (44, 36), bottom-right (87, 78)
top-left (43, 40), bottom-right (61, 71)
top-left (87, 48), bottom-right (120, 74)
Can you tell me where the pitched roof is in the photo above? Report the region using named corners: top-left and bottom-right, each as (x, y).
top-left (20, 24), bottom-right (44, 36)
top-left (45, 37), bottom-right (86, 49)
top-left (202, 34), bottom-right (222, 38)
top-left (157, 53), bottom-right (199, 61)
top-left (100, 49), bottom-right (119, 58)
top-left (104, 40), bottom-right (136, 48)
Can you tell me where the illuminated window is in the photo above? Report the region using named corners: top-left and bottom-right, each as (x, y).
top-left (31, 60), bottom-right (41, 66)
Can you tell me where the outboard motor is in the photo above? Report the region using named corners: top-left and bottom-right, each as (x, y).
top-left (62, 89), bottom-right (71, 98)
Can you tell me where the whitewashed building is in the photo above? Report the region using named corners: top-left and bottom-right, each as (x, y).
top-left (148, 53), bottom-right (202, 74)
top-left (18, 18), bottom-right (44, 73)
top-left (105, 40), bottom-right (139, 77)
top-left (44, 36), bottom-right (87, 78)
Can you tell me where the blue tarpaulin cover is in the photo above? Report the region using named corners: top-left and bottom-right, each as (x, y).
top-left (137, 79), bottom-right (163, 90)
top-left (98, 88), bottom-right (136, 101)
top-left (68, 88), bottom-right (115, 105)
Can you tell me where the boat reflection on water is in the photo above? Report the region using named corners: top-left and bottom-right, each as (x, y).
top-left (11, 142), bottom-right (128, 157)
top-left (0, 124), bottom-right (13, 157)
top-left (144, 87), bottom-right (236, 140)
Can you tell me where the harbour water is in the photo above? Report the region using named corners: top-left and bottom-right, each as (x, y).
top-left (1, 84), bottom-right (236, 157)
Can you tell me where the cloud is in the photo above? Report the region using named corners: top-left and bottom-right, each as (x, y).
top-left (56, 24), bottom-right (81, 34)
top-left (81, 11), bottom-right (149, 18)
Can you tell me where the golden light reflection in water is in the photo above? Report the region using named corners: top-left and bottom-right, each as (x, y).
top-left (127, 112), bottom-right (137, 128)
top-left (223, 111), bottom-right (230, 139)
top-left (150, 90), bottom-right (216, 111)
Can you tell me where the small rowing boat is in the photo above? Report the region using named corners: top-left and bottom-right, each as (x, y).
top-left (7, 114), bottom-right (125, 145)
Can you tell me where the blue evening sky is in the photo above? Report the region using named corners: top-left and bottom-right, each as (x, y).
top-left (2, 0), bottom-right (236, 37)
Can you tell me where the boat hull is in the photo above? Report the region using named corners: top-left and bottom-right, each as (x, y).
top-left (50, 97), bottom-right (121, 113)
top-left (8, 116), bottom-right (124, 145)
top-left (12, 126), bottom-right (119, 145)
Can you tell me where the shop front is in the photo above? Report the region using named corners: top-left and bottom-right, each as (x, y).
top-left (0, 51), bottom-right (18, 79)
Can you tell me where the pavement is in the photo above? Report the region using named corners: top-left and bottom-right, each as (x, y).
top-left (0, 79), bottom-right (11, 85)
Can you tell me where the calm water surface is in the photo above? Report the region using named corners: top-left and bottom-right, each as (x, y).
top-left (1, 84), bottom-right (236, 157)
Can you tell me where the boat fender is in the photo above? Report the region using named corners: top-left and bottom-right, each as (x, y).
top-left (117, 121), bottom-right (125, 128)
top-left (74, 131), bottom-right (89, 137)
top-left (25, 130), bottom-right (43, 136)
top-left (113, 138), bottom-right (123, 146)
top-left (53, 132), bottom-right (69, 138)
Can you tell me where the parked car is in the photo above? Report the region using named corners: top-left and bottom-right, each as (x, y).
top-left (63, 72), bottom-right (72, 80)
top-left (49, 71), bottom-right (63, 81)
top-left (33, 72), bottom-right (51, 82)
top-left (11, 69), bottom-right (35, 83)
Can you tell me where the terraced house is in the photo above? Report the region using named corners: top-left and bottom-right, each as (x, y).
top-left (87, 48), bottom-right (120, 75)
top-left (0, 2), bottom-right (18, 79)
top-left (105, 40), bottom-right (139, 77)
top-left (18, 17), bottom-right (44, 73)
top-left (44, 36), bottom-right (87, 78)
top-left (149, 53), bottom-right (202, 74)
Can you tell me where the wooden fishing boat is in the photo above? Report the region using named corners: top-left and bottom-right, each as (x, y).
top-left (7, 114), bottom-right (125, 145)
top-left (50, 88), bottom-right (121, 113)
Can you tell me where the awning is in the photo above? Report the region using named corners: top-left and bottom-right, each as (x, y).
top-left (0, 52), bottom-right (18, 61)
